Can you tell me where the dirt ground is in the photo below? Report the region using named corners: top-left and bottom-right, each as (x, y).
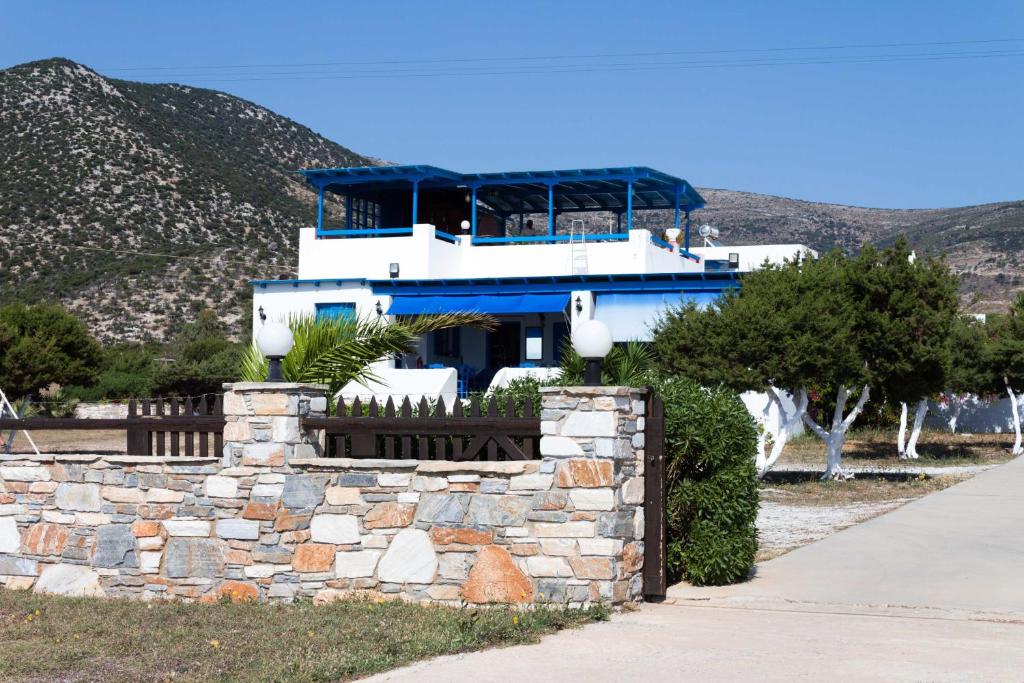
top-left (756, 427), bottom-right (1013, 561)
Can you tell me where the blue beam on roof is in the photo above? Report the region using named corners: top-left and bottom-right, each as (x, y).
top-left (368, 273), bottom-right (739, 296)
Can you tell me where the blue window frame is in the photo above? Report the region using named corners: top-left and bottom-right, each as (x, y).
top-left (315, 302), bottom-right (356, 322)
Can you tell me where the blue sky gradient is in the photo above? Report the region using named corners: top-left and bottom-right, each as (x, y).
top-left (2, 1), bottom-right (1022, 208)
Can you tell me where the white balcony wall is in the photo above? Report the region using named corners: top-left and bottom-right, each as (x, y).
top-left (691, 244), bottom-right (816, 270)
top-left (296, 224), bottom-right (703, 282)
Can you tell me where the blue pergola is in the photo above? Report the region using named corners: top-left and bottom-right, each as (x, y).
top-left (297, 164), bottom-right (705, 249)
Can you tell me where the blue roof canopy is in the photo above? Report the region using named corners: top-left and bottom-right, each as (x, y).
top-left (297, 164), bottom-right (705, 212)
top-left (387, 293), bottom-right (570, 316)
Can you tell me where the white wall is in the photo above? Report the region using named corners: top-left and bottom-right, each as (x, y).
top-left (690, 244), bottom-right (816, 271)
top-left (251, 281), bottom-right (387, 339)
top-left (926, 395), bottom-right (1018, 434)
top-left (297, 224), bottom-right (704, 282)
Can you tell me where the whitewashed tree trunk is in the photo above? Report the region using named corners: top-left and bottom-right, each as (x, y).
top-left (897, 402), bottom-right (908, 457)
top-left (801, 384), bottom-right (871, 480)
top-left (905, 398), bottom-right (928, 459)
top-left (1006, 380), bottom-right (1023, 456)
top-left (947, 393), bottom-right (964, 434)
top-left (755, 386), bottom-right (808, 478)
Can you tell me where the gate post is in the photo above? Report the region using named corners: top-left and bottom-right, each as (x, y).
top-left (221, 382), bottom-right (329, 467)
top-left (642, 392), bottom-right (667, 601)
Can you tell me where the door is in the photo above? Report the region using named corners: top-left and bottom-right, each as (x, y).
top-left (488, 322), bottom-right (521, 370)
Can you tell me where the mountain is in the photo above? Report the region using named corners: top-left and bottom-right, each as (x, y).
top-left (1, 58), bottom-right (1020, 343)
top-left (0, 58), bottom-right (373, 342)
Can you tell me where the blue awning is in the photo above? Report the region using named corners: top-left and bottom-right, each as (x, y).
top-left (594, 291), bottom-right (721, 342)
top-left (388, 293), bottom-right (570, 316)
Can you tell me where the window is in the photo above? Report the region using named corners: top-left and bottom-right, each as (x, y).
top-left (433, 327), bottom-right (461, 357)
top-left (525, 326), bottom-right (543, 361)
top-left (350, 198), bottom-right (381, 229)
top-left (315, 302), bottom-right (356, 322)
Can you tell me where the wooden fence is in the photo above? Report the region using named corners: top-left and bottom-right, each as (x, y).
top-left (0, 396), bottom-right (224, 458)
top-left (302, 395), bottom-right (541, 461)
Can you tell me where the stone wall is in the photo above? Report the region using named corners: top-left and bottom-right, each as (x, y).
top-left (0, 383), bottom-right (648, 606)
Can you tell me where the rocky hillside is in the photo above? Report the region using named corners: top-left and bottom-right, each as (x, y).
top-left (686, 190), bottom-right (1024, 313)
top-left (1, 58), bottom-right (1020, 342)
top-left (0, 58), bottom-right (372, 342)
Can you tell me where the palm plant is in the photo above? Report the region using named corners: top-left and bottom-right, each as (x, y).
top-left (239, 312), bottom-right (495, 395)
top-left (556, 339), bottom-right (656, 387)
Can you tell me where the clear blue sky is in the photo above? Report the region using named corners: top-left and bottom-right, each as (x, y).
top-left (2, 0), bottom-right (1022, 208)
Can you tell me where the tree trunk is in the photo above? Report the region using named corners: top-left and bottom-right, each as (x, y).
top-left (756, 386), bottom-right (808, 478)
top-left (1006, 380), bottom-right (1023, 456)
top-left (948, 393), bottom-right (963, 434)
top-left (897, 402), bottom-right (908, 457)
top-left (801, 384), bottom-right (871, 481)
top-left (906, 398), bottom-right (928, 459)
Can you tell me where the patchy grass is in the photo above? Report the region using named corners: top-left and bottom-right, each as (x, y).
top-left (778, 428), bottom-right (1016, 469)
top-left (759, 472), bottom-right (966, 507)
top-left (0, 592), bottom-right (607, 683)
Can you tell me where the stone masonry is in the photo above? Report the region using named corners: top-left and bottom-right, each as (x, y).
top-left (0, 383), bottom-right (647, 606)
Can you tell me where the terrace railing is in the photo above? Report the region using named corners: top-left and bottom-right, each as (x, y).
top-left (303, 395), bottom-right (540, 461)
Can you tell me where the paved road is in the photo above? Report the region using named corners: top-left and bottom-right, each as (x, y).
top-left (364, 458), bottom-right (1024, 682)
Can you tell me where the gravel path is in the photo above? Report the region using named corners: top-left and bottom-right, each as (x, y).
top-left (757, 499), bottom-right (909, 557)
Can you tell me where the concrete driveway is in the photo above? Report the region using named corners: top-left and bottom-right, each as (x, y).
top-left (364, 458), bottom-right (1024, 682)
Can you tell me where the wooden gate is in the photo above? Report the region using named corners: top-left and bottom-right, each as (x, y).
top-left (643, 390), bottom-right (667, 601)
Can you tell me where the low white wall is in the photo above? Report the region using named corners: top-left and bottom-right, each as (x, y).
top-left (926, 395), bottom-right (1018, 434)
top-left (73, 402), bottom-right (130, 419)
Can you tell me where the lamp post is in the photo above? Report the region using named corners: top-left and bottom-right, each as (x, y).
top-left (571, 319), bottom-right (613, 387)
top-left (256, 321), bottom-right (294, 383)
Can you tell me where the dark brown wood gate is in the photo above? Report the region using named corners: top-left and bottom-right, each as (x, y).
top-left (643, 390), bottom-right (667, 601)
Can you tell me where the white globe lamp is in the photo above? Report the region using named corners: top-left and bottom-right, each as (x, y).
top-left (460, 219), bottom-right (471, 233)
top-left (571, 319), bottom-right (614, 386)
top-left (256, 321), bottom-right (294, 382)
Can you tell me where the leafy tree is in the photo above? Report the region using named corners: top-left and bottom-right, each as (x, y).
top-left (65, 343), bottom-right (160, 401)
top-left (852, 239), bottom-right (959, 458)
top-left (940, 316), bottom-right (996, 433)
top-left (152, 310), bottom-right (244, 397)
top-left (654, 239), bottom-right (959, 479)
top-left (986, 295), bottom-right (1024, 455)
top-left (0, 303), bottom-right (102, 400)
top-left (239, 312), bottom-right (495, 396)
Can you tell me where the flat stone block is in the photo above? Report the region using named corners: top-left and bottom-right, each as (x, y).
top-left (34, 564), bottom-right (103, 596)
top-left (561, 411), bottom-right (617, 437)
top-left (1, 466), bottom-right (50, 482)
top-left (281, 474), bottom-right (329, 509)
top-left (569, 488), bottom-right (615, 511)
top-left (216, 519), bottom-right (260, 540)
top-left (465, 495), bottom-right (529, 527)
top-left (93, 524), bottom-right (137, 568)
top-left (539, 436), bottom-right (583, 457)
top-left (164, 538), bottom-right (225, 578)
top-left (526, 556), bottom-right (573, 577)
top-left (163, 520), bottom-right (212, 537)
top-left (509, 473), bottom-right (554, 491)
top-left (377, 529), bottom-right (436, 584)
top-left (335, 549), bottom-right (381, 578)
top-left (309, 514), bottom-right (359, 544)
top-left (415, 494), bottom-right (466, 524)
top-left (205, 476), bottom-right (239, 499)
top-left (55, 483), bottom-right (102, 512)
top-left (0, 555), bottom-right (38, 576)
top-left (0, 517), bottom-right (20, 553)
top-left (531, 521), bottom-right (595, 538)
top-left (324, 486), bottom-right (363, 506)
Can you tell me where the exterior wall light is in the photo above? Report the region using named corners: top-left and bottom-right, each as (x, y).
top-left (574, 296), bottom-right (583, 316)
top-left (256, 321), bottom-right (294, 383)
top-left (460, 219), bottom-right (471, 233)
top-left (728, 252), bottom-right (740, 269)
top-left (571, 319), bottom-right (613, 386)
top-left (375, 300), bottom-right (383, 317)
top-left (257, 305), bottom-right (267, 323)
top-left (389, 262), bottom-right (400, 278)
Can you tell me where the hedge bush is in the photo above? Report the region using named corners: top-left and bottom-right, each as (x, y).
top-left (657, 376), bottom-right (759, 586)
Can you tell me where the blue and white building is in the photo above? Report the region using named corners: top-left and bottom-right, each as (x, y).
top-left (251, 165), bottom-right (812, 397)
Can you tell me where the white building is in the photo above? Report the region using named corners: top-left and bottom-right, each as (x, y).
top-left (252, 165), bottom-right (813, 397)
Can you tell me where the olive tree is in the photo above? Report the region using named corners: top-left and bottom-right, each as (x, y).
top-left (655, 239), bottom-right (959, 479)
top-left (986, 295), bottom-right (1024, 455)
top-left (854, 241), bottom-right (958, 459)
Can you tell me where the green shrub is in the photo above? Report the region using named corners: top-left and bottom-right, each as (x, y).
top-left (657, 376), bottom-right (759, 586)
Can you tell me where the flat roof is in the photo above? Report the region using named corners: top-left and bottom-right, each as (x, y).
top-left (297, 164), bottom-right (705, 212)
